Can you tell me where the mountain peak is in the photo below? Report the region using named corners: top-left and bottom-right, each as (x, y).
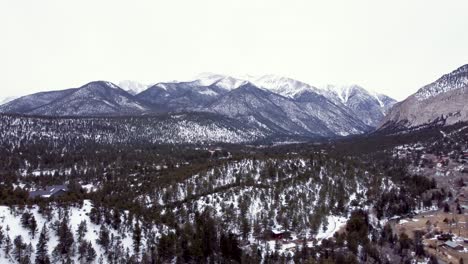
top-left (415, 64), bottom-right (468, 101)
top-left (451, 64), bottom-right (468, 75)
top-left (118, 80), bottom-right (150, 95)
top-left (78, 81), bottom-right (123, 91)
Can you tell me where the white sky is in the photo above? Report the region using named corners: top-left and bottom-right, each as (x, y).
top-left (1, 0), bottom-right (468, 101)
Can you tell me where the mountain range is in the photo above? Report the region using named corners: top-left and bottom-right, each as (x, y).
top-left (0, 75), bottom-right (397, 139)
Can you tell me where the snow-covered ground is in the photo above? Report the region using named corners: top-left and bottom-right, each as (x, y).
top-left (0, 200), bottom-right (141, 263)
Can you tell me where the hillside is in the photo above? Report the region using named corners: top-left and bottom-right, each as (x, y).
top-left (381, 64), bottom-right (468, 130)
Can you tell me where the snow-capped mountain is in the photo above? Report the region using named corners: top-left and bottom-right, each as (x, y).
top-left (0, 74), bottom-right (397, 139)
top-left (188, 74), bottom-right (396, 127)
top-left (118, 80), bottom-right (151, 95)
top-left (135, 80), bottom-right (229, 112)
top-left (190, 74), bottom-right (320, 97)
top-left (380, 64), bottom-right (468, 130)
top-left (248, 75), bottom-right (321, 98)
top-left (193, 73), bottom-right (247, 90)
top-left (0, 81), bottom-right (150, 116)
top-left (206, 83), bottom-right (372, 137)
top-left (323, 85), bottom-right (397, 127)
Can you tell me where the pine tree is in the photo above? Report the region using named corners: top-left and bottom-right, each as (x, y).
top-left (97, 225), bottom-right (110, 251)
top-left (76, 220), bottom-right (87, 243)
top-left (86, 242), bottom-right (97, 263)
top-left (0, 226), bottom-right (4, 245)
top-left (24, 243), bottom-right (33, 264)
top-left (21, 212), bottom-right (31, 229)
top-left (13, 235), bottom-right (27, 262)
top-left (29, 215), bottom-right (38, 239)
top-left (241, 216), bottom-right (251, 240)
top-left (133, 222), bottom-right (142, 257)
top-left (4, 234), bottom-right (12, 256)
top-left (35, 224), bottom-right (50, 264)
top-left (78, 240), bottom-right (88, 262)
top-left (53, 214), bottom-right (74, 260)
top-left (112, 210), bottom-right (122, 230)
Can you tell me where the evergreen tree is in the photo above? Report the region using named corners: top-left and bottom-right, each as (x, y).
top-left (21, 212), bottom-right (32, 229)
top-left (53, 214), bottom-right (74, 260)
top-left (97, 225), bottom-right (110, 251)
top-left (76, 220), bottom-right (87, 243)
top-left (13, 235), bottom-right (27, 262)
top-left (29, 215), bottom-right (38, 239)
top-left (0, 226), bottom-right (4, 245)
top-left (35, 224), bottom-right (51, 264)
top-left (4, 234), bottom-right (12, 256)
top-left (86, 242), bottom-right (97, 263)
top-left (23, 243), bottom-right (33, 264)
top-left (133, 222), bottom-right (142, 257)
top-left (78, 240), bottom-right (88, 262)
top-left (241, 216), bottom-right (251, 240)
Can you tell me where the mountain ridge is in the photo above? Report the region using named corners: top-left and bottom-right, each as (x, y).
top-left (0, 75), bottom-right (397, 139)
top-left (380, 64), bottom-right (468, 131)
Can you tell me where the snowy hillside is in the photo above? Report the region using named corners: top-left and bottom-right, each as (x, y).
top-left (0, 113), bottom-right (266, 145)
top-left (0, 200), bottom-right (152, 263)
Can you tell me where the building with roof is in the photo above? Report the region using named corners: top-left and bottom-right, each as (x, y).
top-left (29, 185), bottom-right (69, 199)
top-left (443, 241), bottom-right (464, 251)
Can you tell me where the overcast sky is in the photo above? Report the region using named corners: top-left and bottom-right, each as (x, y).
top-left (1, 0), bottom-right (468, 100)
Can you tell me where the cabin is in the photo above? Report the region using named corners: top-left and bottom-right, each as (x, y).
top-left (265, 228), bottom-right (291, 240)
top-left (443, 241), bottom-right (464, 251)
top-left (29, 185), bottom-right (69, 199)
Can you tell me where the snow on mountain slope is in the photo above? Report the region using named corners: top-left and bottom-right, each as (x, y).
top-left (0, 89), bottom-right (79, 114)
top-left (193, 73), bottom-right (247, 90)
top-left (11, 81), bottom-right (148, 116)
top-left (249, 75), bottom-right (320, 98)
top-left (293, 89), bottom-right (373, 136)
top-left (1, 74), bottom-right (397, 138)
top-left (118, 80), bottom-right (151, 95)
top-left (136, 80), bottom-right (229, 112)
top-left (415, 64), bottom-right (468, 101)
top-left (191, 73), bottom-right (319, 97)
top-left (189, 74), bottom-right (396, 127)
top-left (205, 83), bottom-right (370, 137)
top-left (380, 64), bottom-right (468, 130)
top-left (322, 84), bottom-right (397, 127)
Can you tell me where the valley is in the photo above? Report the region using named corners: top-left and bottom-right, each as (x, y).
top-left (0, 65), bottom-right (467, 263)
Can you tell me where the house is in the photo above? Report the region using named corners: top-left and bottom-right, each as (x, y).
top-left (29, 185), bottom-right (69, 199)
top-left (443, 241), bottom-right (464, 251)
top-left (266, 228), bottom-right (291, 240)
